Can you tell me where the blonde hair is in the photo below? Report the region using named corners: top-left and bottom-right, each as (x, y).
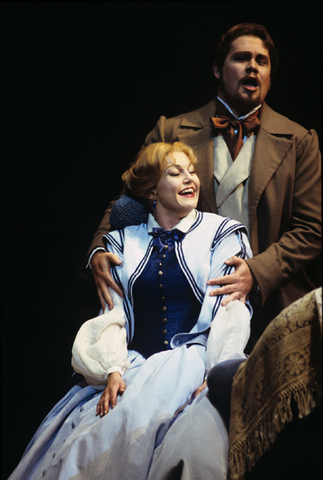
top-left (122, 142), bottom-right (198, 198)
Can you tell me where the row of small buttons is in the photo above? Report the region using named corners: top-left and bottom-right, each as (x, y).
top-left (158, 249), bottom-right (168, 346)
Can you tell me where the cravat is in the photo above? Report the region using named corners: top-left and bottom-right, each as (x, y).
top-left (150, 228), bottom-right (186, 253)
top-left (210, 103), bottom-right (260, 160)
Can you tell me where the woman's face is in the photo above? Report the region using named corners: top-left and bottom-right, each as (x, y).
top-left (152, 151), bottom-right (200, 227)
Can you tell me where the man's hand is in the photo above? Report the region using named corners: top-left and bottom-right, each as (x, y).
top-left (96, 372), bottom-right (126, 417)
top-left (207, 256), bottom-right (254, 306)
top-left (91, 251), bottom-right (123, 311)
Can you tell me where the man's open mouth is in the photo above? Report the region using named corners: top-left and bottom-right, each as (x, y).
top-left (242, 76), bottom-right (259, 89)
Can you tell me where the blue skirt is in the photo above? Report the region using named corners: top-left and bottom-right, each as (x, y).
top-left (9, 345), bottom-right (205, 480)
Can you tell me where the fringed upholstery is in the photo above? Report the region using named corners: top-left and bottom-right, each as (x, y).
top-left (228, 288), bottom-right (322, 480)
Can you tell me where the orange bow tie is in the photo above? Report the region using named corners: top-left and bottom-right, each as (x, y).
top-left (211, 104), bottom-right (260, 160)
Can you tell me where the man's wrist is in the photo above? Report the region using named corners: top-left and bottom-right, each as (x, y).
top-left (87, 247), bottom-right (106, 270)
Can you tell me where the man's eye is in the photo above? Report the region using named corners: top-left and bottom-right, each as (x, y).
top-left (234, 54), bottom-right (248, 61)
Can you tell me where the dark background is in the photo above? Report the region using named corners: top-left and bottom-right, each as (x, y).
top-left (1, 1), bottom-right (321, 478)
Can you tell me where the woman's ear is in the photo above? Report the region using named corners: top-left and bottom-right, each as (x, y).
top-left (148, 190), bottom-right (157, 200)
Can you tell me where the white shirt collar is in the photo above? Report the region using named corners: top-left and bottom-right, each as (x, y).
top-left (217, 96), bottom-right (262, 120)
top-left (147, 209), bottom-right (197, 234)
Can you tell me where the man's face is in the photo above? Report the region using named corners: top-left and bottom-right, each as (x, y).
top-left (213, 35), bottom-right (271, 117)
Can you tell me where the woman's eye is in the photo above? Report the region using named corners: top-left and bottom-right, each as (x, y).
top-left (169, 172), bottom-right (180, 176)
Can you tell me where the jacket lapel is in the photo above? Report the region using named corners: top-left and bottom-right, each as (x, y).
top-left (176, 98), bottom-right (217, 213)
top-left (249, 103), bottom-right (294, 229)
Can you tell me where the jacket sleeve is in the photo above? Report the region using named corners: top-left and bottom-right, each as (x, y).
top-left (143, 115), bottom-right (183, 145)
top-left (79, 191), bottom-right (127, 278)
top-left (73, 234), bottom-right (129, 385)
top-left (71, 289), bottom-right (130, 386)
top-left (199, 230), bottom-right (252, 371)
top-left (246, 129), bottom-right (321, 305)
top-left (79, 204), bottom-right (113, 278)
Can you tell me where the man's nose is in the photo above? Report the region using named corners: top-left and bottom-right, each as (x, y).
top-left (246, 58), bottom-right (258, 73)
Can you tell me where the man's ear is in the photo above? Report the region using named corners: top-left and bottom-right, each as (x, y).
top-left (213, 63), bottom-right (221, 80)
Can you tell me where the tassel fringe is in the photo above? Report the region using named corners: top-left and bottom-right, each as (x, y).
top-left (228, 375), bottom-right (321, 480)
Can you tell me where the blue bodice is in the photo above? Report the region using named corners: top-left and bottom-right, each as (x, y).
top-left (130, 245), bottom-right (202, 358)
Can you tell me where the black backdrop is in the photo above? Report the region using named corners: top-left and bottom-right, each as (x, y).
top-left (1, 2), bottom-right (321, 478)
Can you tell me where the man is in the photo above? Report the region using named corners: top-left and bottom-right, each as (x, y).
top-left (83, 22), bottom-right (321, 347)
top-left (80, 23), bottom-right (320, 479)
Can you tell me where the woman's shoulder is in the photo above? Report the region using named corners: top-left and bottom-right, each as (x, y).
top-left (188, 212), bottom-right (248, 247)
top-left (105, 223), bottom-right (150, 256)
top-left (107, 222), bottom-right (148, 240)
top-left (193, 211), bottom-right (244, 230)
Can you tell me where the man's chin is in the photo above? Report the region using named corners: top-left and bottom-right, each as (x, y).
top-left (234, 96), bottom-right (261, 115)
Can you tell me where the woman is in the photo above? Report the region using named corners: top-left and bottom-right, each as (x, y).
top-left (9, 142), bottom-right (252, 480)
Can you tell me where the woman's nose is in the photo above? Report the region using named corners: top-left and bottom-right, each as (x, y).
top-left (183, 172), bottom-right (193, 182)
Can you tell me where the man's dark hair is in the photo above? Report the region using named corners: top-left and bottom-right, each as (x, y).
top-left (213, 23), bottom-right (278, 82)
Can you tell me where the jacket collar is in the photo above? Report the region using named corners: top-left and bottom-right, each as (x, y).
top-left (179, 97), bottom-right (217, 128)
top-left (179, 97), bottom-right (294, 135)
top-left (147, 209), bottom-right (197, 234)
top-left (259, 102), bottom-right (294, 135)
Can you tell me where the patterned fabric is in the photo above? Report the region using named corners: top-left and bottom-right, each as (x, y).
top-left (109, 195), bottom-right (149, 230)
top-left (228, 288), bottom-right (322, 480)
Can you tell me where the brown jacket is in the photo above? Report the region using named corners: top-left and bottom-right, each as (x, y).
top-left (83, 98), bottom-right (321, 337)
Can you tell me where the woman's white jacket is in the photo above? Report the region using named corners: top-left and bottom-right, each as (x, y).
top-left (72, 211), bottom-right (252, 385)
